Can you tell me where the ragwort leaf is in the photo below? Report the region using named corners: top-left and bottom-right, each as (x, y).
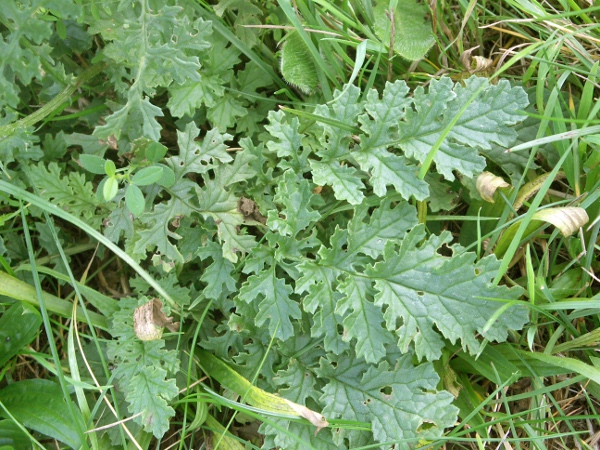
top-left (238, 264), bottom-right (301, 341)
top-left (317, 352), bottom-right (457, 447)
top-left (368, 225), bottom-right (529, 361)
top-left (267, 170), bottom-right (321, 237)
top-left (398, 77), bottom-right (529, 181)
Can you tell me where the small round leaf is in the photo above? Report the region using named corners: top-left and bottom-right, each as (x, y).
top-left (103, 177), bottom-right (119, 201)
top-left (125, 184), bottom-right (145, 216)
top-left (131, 166), bottom-right (163, 186)
top-left (79, 154), bottom-right (106, 175)
top-left (146, 141), bottom-right (167, 163)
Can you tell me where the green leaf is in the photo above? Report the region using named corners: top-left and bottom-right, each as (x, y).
top-left (131, 166), bottom-right (163, 186)
top-left (238, 264), bottom-right (301, 341)
top-left (197, 241), bottom-right (237, 300)
top-left (107, 298), bottom-right (179, 439)
top-left (168, 123), bottom-right (233, 179)
top-left (95, 94), bottom-right (164, 141)
top-left (0, 379), bottom-right (85, 449)
top-left (398, 77), bottom-right (529, 181)
top-left (125, 184), bottom-right (145, 216)
top-left (373, 0), bottom-right (436, 61)
top-left (103, 176), bottom-right (119, 201)
top-left (347, 199), bottom-right (418, 258)
top-left (355, 80), bottom-right (429, 200)
top-left (167, 74), bottom-right (225, 117)
top-left (368, 225), bottom-right (529, 361)
top-left (104, 159), bottom-right (116, 177)
top-left (267, 170), bottom-right (321, 237)
top-left (78, 154), bottom-right (106, 174)
top-left (0, 303), bottom-right (42, 367)
top-left (156, 164), bottom-right (175, 188)
top-left (280, 30), bottom-right (318, 94)
top-left (26, 162), bottom-right (103, 227)
top-left (310, 160), bottom-right (365, 205)
top-left (317, 352), bottom-right (457, 447)
top-left (0, 419), bottom-right (30, 448)
top-left (146, 141), bottom-right (167, 163)
top-left (265, 110), bottom-right (309, 173)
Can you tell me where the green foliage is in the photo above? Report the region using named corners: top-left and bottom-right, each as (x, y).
top-left (2, 0), bottom-right (597, 448)
top-left (0, 379), bottom-right (86, 449)
top-left (372, 0), bottom-right (436, 60)
top-left (107, 297), bottom-right (180, 438)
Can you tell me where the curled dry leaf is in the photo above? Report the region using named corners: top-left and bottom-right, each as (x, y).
top-left (533, 207), bottom-right (589, 237)
top-left (476, 171), bottom-right (510, 202)
top-left (460, 46), bottom-right (493, 74)
top-left (133, 298), bottom-right (180, 341)
top-left (238, 196), bottom-right (267, 224)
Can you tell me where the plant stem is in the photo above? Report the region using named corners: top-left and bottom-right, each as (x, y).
top-left (0, 62), bottom-right (107, 141)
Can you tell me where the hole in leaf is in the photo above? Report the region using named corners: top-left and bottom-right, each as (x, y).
top-left (474, 268), bottom-right (481, 276)
top-left (337, 324), bottom-right (344, 335)
top-left (417, 291), bottom-right (425, 296)
top-left (380, 386), bottom-right (392, 396)
top-left (417, 421), bottom-right (436, 433)
top-left (436, 243), bottom-right (453, 257)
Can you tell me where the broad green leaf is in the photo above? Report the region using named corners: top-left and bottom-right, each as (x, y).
top-left (167, 75), bottom-right (225, 117)
top-left (196, 154), bottom-right (257, 263)
top-left (0, 303), bottom-right (42, 367)
top-left (125, 184), bottom-right (145, 216)
top-left (0, 419), bottom-right (30, 448)
top-left (296, 262), bottom-right (348, 355)
top-left (354, 80), bottom-right (429, 200)
top-left (368, 225), bottom-right (529, 361)
top-left (207, 93), bottom-right (248, 131)
top-left (337, 275), bottom-right (395, 364)
top-left (95, 94), bottom-right (164, 141)
top-left (132, 194), bottom-right (193, 265)
top-left (156, 164), bottom-right (175, 187)
top-left (317, 352), bottom-right (457, 447)
top-left (373, 0), bottom-right (435, 61)
top-left (131, 166), bottom-right (163, 186)
top-left (78, 154), bottom-right (106, 174)
top-left (262, 360), bottom-right (338, 450)
top-left (168, 123), bottom-right (233, 179)
top-left (90, 5), bottom-right (210, 93)
top-left (0, 379), bottom-right (86, 449)
top-left (265, 110), bottom-right (309, 173)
